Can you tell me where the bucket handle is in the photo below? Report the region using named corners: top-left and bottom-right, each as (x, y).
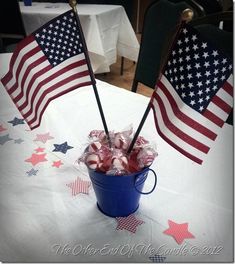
top-left (134, 168), bottom-right (157, 195)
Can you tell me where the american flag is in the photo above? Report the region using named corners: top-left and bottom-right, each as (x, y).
top-left (1, 10), bottom-right (94, 129)
top-left (150, 24), bottom-right (233, 164)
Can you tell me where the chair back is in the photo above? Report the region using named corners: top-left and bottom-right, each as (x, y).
top-left (0, 0), bottom-right (26, 52)
top-left (132, 0), bottom-right (191, 92)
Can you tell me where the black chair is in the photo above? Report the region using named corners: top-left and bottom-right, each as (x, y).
top-left (0, 0), bottom-right (26, 53)
top-left (189, 11), bottom-right (233, 125)
top-left (131, 0), bottom-right (195, 93)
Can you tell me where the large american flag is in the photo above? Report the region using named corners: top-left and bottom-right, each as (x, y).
top-left (1, 10), bottom-right (94, 129)
top-left (151, 24), bottom-right (233, 164)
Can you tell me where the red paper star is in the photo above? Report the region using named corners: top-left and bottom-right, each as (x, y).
top-left (116, 214), bottom-right (145, 233)
top-left (163, 220), bottom-right (195, 244)
top-left (25, 153), bottom-right (47, 166)
top-left (34, 147), bottom-right (45, 153)
top-left (52, 160), bottom-right (63, 168)
top-left (67, 177), bottom-right (91, 196)
top-left (34, 132), bottom-right (54, 143)
top-left (0, 124), bottom-right (7, 133)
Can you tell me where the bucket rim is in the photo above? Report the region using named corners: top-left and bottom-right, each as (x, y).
top-left (87, 166), bottom-right (151, 177)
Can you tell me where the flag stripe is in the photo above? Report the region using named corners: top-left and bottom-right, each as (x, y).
top-left (4, 36), bottom-right (37, 84)
top-left (207, 101), bottom-right (230, 121)
top-left (16, 54), bottom-right (85, 107)
top-left (151, 97), bottom-right (207, 159)
top-left (27, 73), bottom-right (91, 126)
top-left (211, 95), bottom-right (232, 114)
top-left (29, 80), bottom-right (92, 129)
top-left (203, 109), bottom-right (224, 127)
top-left (218, 86), bottom-right (233, 107)
top-left (14, 57), bottom-right (49, 103)
top-left (19, 59), bottom-right (87, 116)
top-left (151, 103), bottom-right (203, 164)
top-left (155, 88), bottom-right (214, 148)
top-left (7, 46), bottom-right (42, 94)
top-left (223, 81), bottom-right (233, 97)
top-left (5, 39), bottom-right (38, 89)
top-left (23, 64), bottom-right (89, 122)
top-left (157, 79), bottom-right (217, 140)
top-left (159, 76), bottom-right (220, 134)
top-left (19, 56), bottom-right (48, 97)
top-left (154, 93), bottom-right (209, 153)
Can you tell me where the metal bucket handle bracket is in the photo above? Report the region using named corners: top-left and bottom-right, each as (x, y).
top-left (134, 168), bottom-right (157, 195)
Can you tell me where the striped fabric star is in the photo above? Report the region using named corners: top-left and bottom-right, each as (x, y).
top-left (66, 177), bottom-right (91, 196)
top-left (116, 214), bottom-right (145, 233)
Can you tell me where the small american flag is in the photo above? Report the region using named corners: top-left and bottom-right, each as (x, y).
top-left (1, 10), bottom-right (94, 129)
top-left (151, 24), bottom-right (233, 164)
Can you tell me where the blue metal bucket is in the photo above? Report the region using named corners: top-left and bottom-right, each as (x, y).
top-left (88, 167), bottom-right (157, 217)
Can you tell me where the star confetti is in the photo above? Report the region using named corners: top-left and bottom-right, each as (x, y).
top-left (67, 177), bottom-right (91, 196)
top-left (8, 117), bottom-right (25, 126)
top-left (14, 138), bottom-right (24, 144)
top-left (52, 160), bottom-right (63, 168)
top-left (0, 124), bottom-right (7, 133)
top-left (0, 134), bottom-right (13, 145)
top-left (34, 132), bottom-right (54, 143)
top-left (26, 168), bottom-right (39, 177)
top-left (149, 255), bottom-right (166, 263)
top-left (53, 141), bottom-right (73, 154)
top-left (163, 220), bottom-right (195, 244)
top-left (116, 214), bottom-right (145, 233)
top-left (25, 153), bottom-right (47, 166)
top-left (34, 147), bottom-right (45, 153)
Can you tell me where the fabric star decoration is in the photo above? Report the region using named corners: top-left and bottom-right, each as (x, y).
top-left (116, 214), bottom-right (145, 233)
top-left (53, 141), bottom-right (73, 154)
top-left (25, 153), bottom-right (47, 166)
top-left (8, 117), bottom-right (25, 126)
top-left (26, 168), bottom-right (39, 176)
top-left (163, 220), bottom-right (195, 244)
top-left (0, 124), bottom-right (7, 133)
top-left (52, 160), bottom-right (63, 168)
top-left (14, 138), bottom-right (24, 144)
top-left (66, 177), bottom-right (91, 196)
top-left (149, 255), bottom-right (166, 263)
top-left (0, 134), bottom-right (13, 145)
top-left (34, 132), bottom-right (54, 143)
top-left (34, 147), bottom-right (45, 153)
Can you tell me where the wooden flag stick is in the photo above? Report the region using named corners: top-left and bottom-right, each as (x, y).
top-left (127, 8), bottom-right (194, 154)
top-left (69, 0), bottom-right (111, 147)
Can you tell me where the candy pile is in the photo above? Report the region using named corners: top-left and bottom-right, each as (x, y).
top-left (79, 128), bottom-right (158, 176)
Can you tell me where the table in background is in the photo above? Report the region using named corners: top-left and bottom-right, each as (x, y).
top-left (19, 2), bottom-right (140, 73)
top-left (0, 53), bottom-right (233, 262)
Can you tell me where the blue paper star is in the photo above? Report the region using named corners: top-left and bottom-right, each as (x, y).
top-left (53, 141), bottom-right (73, 154)
top-left (8, 117), bottom-right (25, 126)
top-left (0, 134), bottom-right (13, 145)
top-left (14, 138), bottom-right (24, 144)
top-left (149, 255), bottom-right (166, 263)
top-left (26, 168), bottom-right (38, 177)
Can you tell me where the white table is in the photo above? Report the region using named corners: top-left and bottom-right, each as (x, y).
top-left (19, 2), bottom-right (140, 74)
top-left (0, 53), bottom-right (233, 262)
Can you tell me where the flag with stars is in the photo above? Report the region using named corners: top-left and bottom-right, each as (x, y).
top-left (1, 10), bottom-right (94, 129)
top-left (151, 24), bottom-right (233, 164)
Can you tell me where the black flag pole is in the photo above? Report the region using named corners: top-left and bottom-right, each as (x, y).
top-left (69, 0), bottom-right (111, 147)
top-left (127, 9), bottom-right (194, 154)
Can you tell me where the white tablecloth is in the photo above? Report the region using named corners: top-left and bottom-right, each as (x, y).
top-left (0, 53), bottom-right (233, 262)
top-left (19, 2), bottom-right (140, 74)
